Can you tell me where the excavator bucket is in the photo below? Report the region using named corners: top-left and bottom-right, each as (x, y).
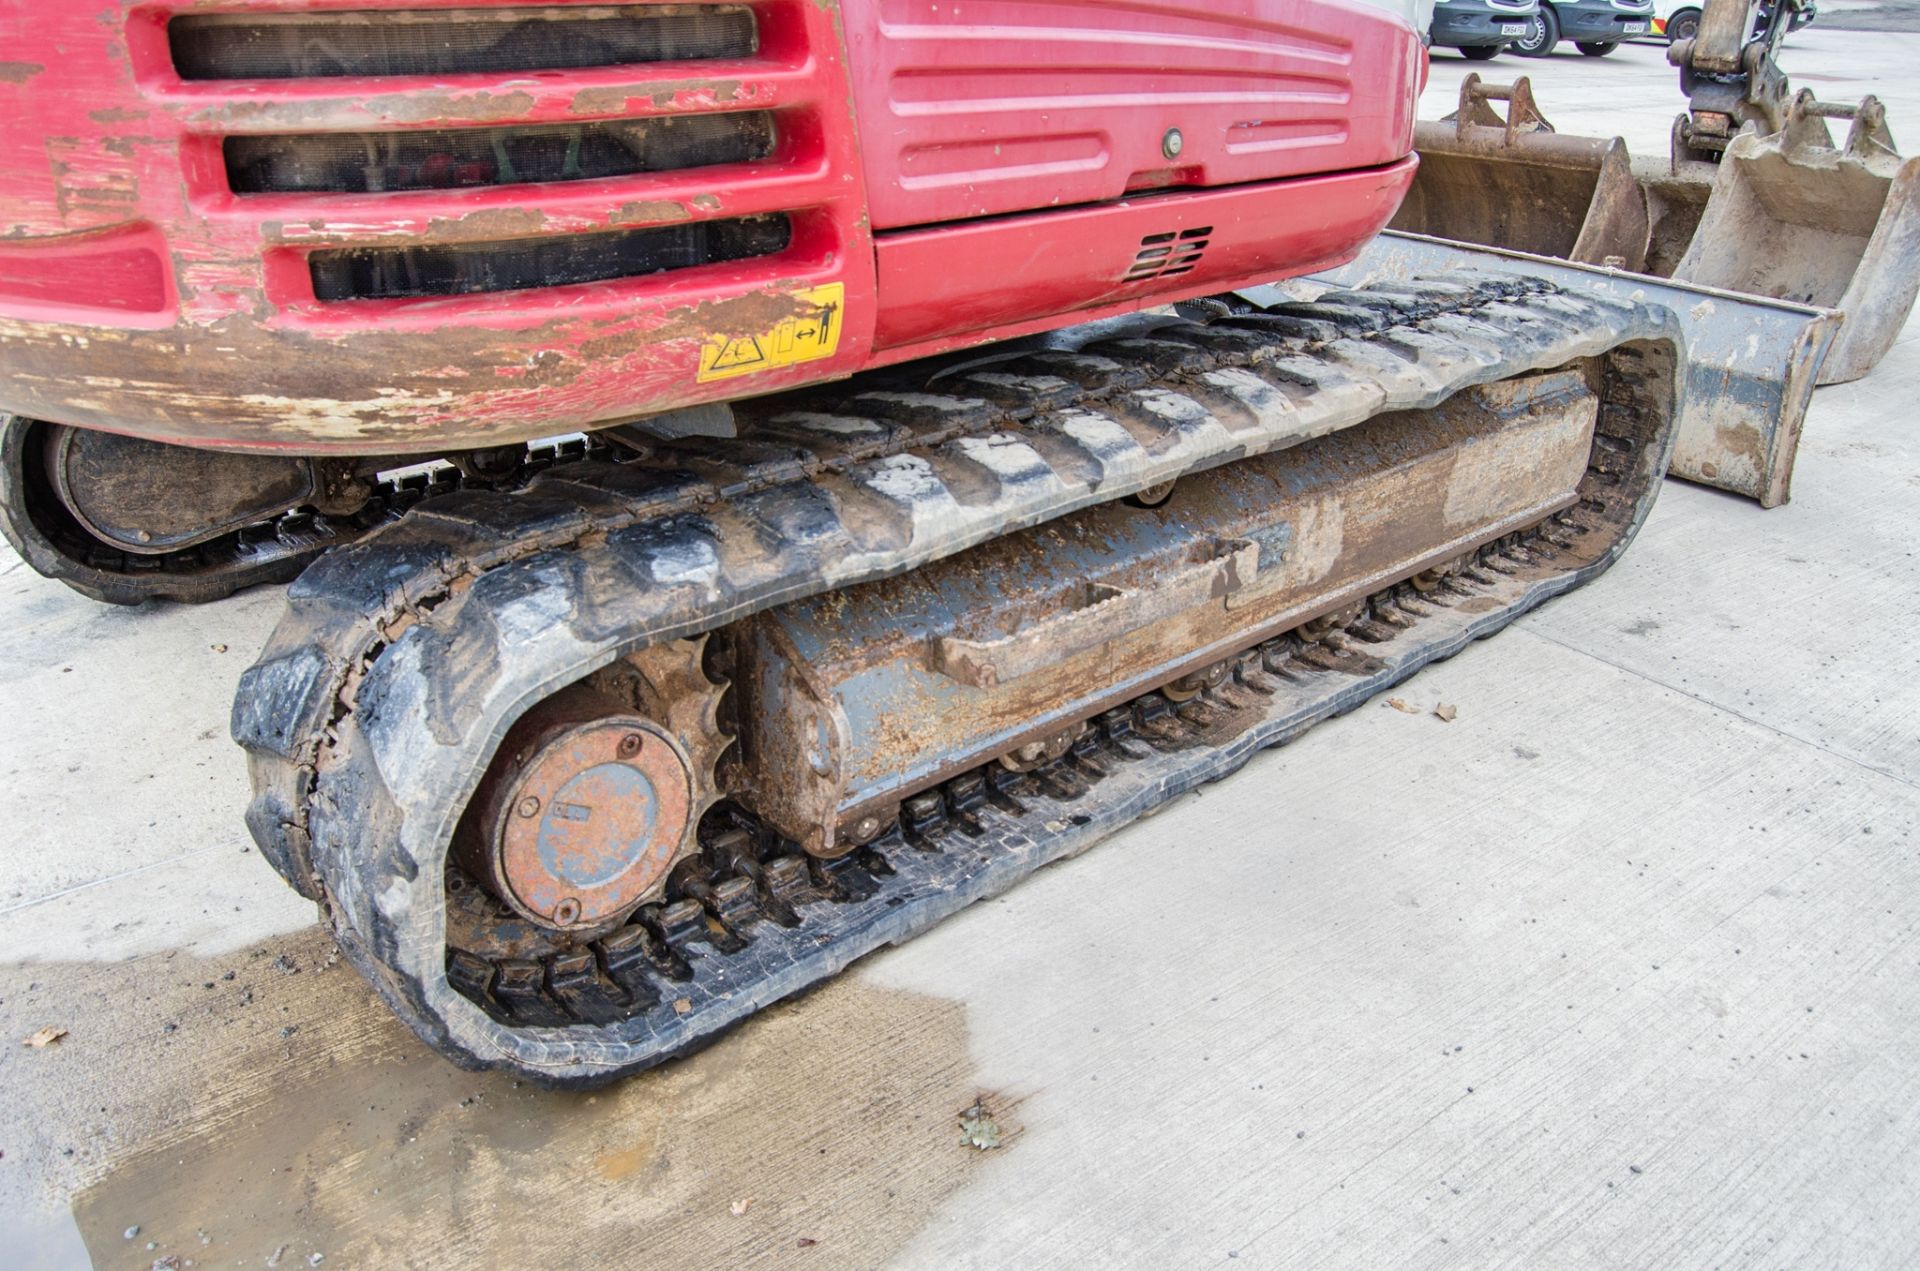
top-left (1387, 74), bottom-right (1920, 505)
top-left (1403, 71), bottom-right (1918, 388)
top-left (1674, 92), bottom-right (1920, 384)
top-left (1391, 76), bottom-right (1651, 270)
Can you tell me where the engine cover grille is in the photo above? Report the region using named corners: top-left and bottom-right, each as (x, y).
top-left (226, 113), bottom-right (777, 195)
top-left (307, 215), bottom-right (793, 301)
top-left (169, 5), bottom-right (757, 80)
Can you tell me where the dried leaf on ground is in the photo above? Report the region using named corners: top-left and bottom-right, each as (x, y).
top-left (959, 1101), bottom-right (1002, 1151)
top-left (730, 1197), bottom-right (756, 1217)
top-left (1434, 704), bottom-right (1458, 723)
top-left (1386, 698), bottom-right (1418, 714)
top-left (22, 1026), bottom-right (67, 1048)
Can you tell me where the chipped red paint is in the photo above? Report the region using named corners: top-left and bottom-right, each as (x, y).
top-left (0, 0), bottom-right (1423, 455)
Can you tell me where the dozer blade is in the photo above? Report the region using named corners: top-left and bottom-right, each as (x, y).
top-left (235, 278), bottom-right (1681, 1086)
top-left (1672, 91), bottom-right (1920, 384)
top-left (1300, 231), bottom-right (1838, 508)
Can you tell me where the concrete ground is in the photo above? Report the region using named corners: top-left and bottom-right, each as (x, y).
top-left (4, 30), bottom-right (1919, 1271)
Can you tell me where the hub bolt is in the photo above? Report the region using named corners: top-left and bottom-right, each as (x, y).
top-left (516, 796), bottom-right (542, 819)
top-left (618, 733), bottom-right (645, 758)
top-left (553, 898), bottom-right (582, 926)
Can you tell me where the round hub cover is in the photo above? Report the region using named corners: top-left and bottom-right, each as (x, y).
top-left (492, 718), bottom-right (693, 930)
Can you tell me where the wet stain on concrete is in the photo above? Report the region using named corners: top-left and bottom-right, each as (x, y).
top-left (0, 928), bottom-right (998, 1270)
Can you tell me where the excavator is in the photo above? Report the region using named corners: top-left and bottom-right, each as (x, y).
top-left (0, 0), bottom-right (1879, 1086)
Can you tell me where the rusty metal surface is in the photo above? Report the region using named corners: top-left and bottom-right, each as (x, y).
top-left (1299, 230), bottom-right (1836, 508)
top-left (1392, 76), bottom-right (1652, 270)
top-left (1672, 91), bottom-right (1920, 384)
top-left (734, 372), bottom-right (1599, 853)
top-left (464, 705), bottom-right (695, 932)
top-left (453, 638), bottom-right (731, 932)
top-left (1398, 75), bottom-right (1916, 395)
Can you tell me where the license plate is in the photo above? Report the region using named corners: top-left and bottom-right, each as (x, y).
top-left (1623, 20), bottom-right (1647, 31)
top-left (1500, 22), bottom-right (1527, 33)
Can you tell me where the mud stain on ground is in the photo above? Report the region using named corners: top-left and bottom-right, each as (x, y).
top-left (0, 928), bottom-right (998, 1270)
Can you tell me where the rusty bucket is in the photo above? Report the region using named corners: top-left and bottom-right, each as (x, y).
top-left (1388, 76), bottom-right (1920, 505)
top-left (1670, 91), bottom-right (1920, 384)
top-left (1391, 76), bottom-right (1652, 270)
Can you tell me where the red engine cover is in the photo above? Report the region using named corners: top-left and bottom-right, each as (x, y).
top-left (845, 0), bottom-right (1421, 229)
top-left (0, 0), bottom-right (1422, 453)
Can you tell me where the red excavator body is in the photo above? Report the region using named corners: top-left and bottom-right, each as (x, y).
top-left (1, 4), bottom-right (1702, 1088)
top-left (0, 0), bottom-right (1422, 455)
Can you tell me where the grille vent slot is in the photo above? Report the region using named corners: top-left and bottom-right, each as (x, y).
top-left (227, 113), bottom-right (777, 195)
top-left (170, 5), bottom-right (758, 80)
top-left (309, 214), bottom-right (792, 301)
top-left (1125, 227), bottom-right (1211, 282)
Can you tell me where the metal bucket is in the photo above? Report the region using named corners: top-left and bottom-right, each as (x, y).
top-left (1391, 76), bottom-right (1652, 270)
top-left (1670, 91), bottom-right (1920, 383)
top-left (1400, 79), bottom-right (1917, 388)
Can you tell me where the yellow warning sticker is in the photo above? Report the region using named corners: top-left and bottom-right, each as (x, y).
top-left (697, 283), bottom-right (846, 383)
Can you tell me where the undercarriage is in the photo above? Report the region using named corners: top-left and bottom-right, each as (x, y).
top-left (233, 277), bottom-right (1681, 1085)
top-left (0, 419), bottom-right (608, 605)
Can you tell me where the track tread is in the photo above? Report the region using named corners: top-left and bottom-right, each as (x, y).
top-left (235, 279), bottom-right (1684, 1083)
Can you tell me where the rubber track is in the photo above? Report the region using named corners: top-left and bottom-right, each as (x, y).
top-left (233, 277), bottom-right (1683, 1084)
top-left (0, 419), bottom-right (596, 606)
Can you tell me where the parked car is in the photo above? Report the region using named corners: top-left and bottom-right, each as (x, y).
top-left (1512, 0), bottom-right (1656, 55)
top-left (1652, 0), bottom-right (1816, 42)
top-left (1430, 0), bottom-right (1543, 58)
